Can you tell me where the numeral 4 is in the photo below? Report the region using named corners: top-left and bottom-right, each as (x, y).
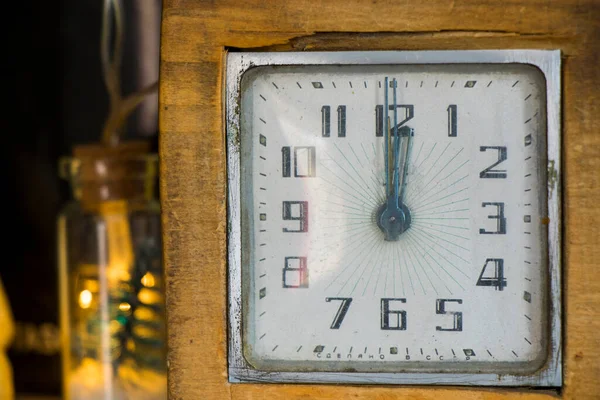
top-left (476, 258), bottom-right (507, 291)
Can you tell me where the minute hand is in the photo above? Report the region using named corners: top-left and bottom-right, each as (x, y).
top-left (378, 125), bottom-right (413, 241)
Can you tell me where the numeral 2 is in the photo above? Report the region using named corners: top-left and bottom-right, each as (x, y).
top-left (480, 146), bottom-right (507, 178)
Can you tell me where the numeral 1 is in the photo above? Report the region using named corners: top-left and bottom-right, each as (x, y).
top-left (447, 104), bottom-right (457, 137)
top-left (321, 106), bottom-right (330, 137)
top-left (337, 105), bottom-right (346, 137)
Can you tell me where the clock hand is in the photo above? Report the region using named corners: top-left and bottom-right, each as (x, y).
top-left (392, 78), bottom-right (400, 208)
top-left (377, 77), bottom-right (412, 241)
top-left (398, 126), bottom-right (414, 205)
top-left (384, 77), bottom-right (391, 197)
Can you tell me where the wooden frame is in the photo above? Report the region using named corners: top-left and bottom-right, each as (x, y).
top-left (159, 1), bottom-right (600, 398)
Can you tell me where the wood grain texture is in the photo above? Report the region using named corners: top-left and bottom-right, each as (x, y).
top-left (159, 0), bottom-right (600, 398)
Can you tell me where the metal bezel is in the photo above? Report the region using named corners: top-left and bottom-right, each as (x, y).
top-left (226, 50), bottom-right (561, 386)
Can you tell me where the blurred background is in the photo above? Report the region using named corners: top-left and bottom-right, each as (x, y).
top-left (3, 1), bottom-right (162, 398)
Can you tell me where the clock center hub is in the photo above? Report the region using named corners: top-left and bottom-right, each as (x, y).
top-left (376, 200), bottom-right (412, 241)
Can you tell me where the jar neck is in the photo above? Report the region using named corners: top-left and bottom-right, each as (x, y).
top-left (60, 141), bottom-right (158, 209)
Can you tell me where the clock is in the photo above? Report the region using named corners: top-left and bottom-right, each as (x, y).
top-left (226, 51), bottom-right (561, 386)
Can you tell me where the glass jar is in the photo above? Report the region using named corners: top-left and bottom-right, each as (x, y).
top-left (0, 276), bottom-right (14, 400)
top-left (57, 142), bottom-right (166, 400)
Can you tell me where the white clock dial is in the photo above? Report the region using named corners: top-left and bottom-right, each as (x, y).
top-left (238, 63), bottom-right (549, 373)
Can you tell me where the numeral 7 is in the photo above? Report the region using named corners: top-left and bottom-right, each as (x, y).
top-left (325, 297), bottom-right (353, 329)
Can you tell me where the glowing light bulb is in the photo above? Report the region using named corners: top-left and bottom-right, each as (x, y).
top-left (79, 290), bottom-right (92, 309)
top-left (119, 302), bottom-right (131, 312)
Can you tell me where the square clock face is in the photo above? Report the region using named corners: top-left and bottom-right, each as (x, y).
top-left (226, 51), bottom-right (561, 386)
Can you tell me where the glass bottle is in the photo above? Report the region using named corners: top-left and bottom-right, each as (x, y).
top-left (57, 142), bottom-right (166, 400)
top-left (0, 276), bottom-right (14, 400)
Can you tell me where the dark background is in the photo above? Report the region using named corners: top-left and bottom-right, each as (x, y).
top-left (3, 0), bottom-right (161, 395)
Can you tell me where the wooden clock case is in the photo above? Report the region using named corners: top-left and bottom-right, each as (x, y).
top-left (159, 1), bottom-right (600, 398)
